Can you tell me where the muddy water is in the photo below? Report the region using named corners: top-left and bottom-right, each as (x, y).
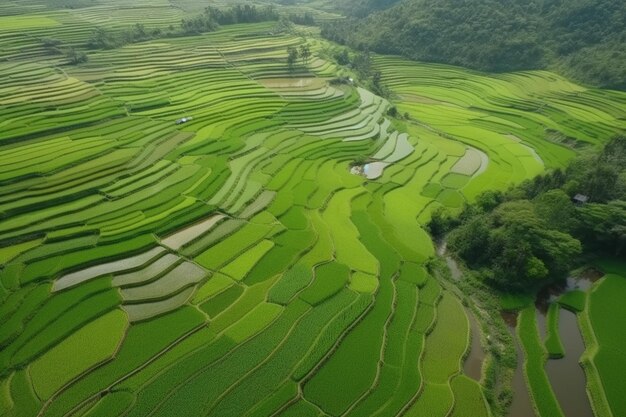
top-left (436, 241), bottom-right (486, 380)
top-left (464, 309), bottom-right (485, 380)
top-left (507, 270), bottom-right (597, 417)
top-left (437, 241), bottom-right (458, 280)
top-left (505, 315), bottom-right (537, 417)
top-left (545, 308), bottom-right (594, 417)
top-left (532, 271), bottom-right (596, 417)
top-left (436, 241), bottom-right (463, 281)
top-left (566, 270), bottom-right (601, 291)
top-left (436, 240), bottom-right (447, 257)
top-left (535, 272), bottom-right (599, 307)
top-left (435, 236), bottom-right (595, 417)
top-left (436, 240), bottom-right (591, 417)
top-left (445, 256), bottom-right (463, 281)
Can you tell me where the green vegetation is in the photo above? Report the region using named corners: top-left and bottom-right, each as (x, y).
top-left (446, 198), bottom-right (581, 290)
top-left (544, 303), bottom-right (565, 359)
top-left (581, 272), bottom-right (626, 417)
top-left (268, 263), bottom-right (313, 305)
top-left (348, 271), bottom-right (378, 293)
top-left (323, 0), bottom-right (626, 89)
top-left (0, 15), bottom-right (59, 29)
top-left (434, 135), bottom-right (626, 292)
top-left (224, 302), bottom-right (283, 342)
top-left (300, 262), bottom-right (350, 306)
top-left (221, 240), bottom-right (274, 281)
top-left (450, 375), bottom-right (490, 417)
top-left (84, 5), bottom-right (278, 50)
top-left (29, 309), bottom-right (128, 399)
top-left (517, 307), bottom-right (564, 417)
top-left (0, 2), bottom-right (623, 417)
top-left (558, 290), bottom-right (586, 312)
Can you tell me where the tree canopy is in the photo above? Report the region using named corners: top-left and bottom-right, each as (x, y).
top-left (322, 0), bottom-right (626, 89)
top-left (432, 136), bottom-right (626, 291)
top-left (448, 200), bottom-right (581, 290)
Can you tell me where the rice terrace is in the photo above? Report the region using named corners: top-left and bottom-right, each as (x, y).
top-left (0, 1), bottom-right (625, 417)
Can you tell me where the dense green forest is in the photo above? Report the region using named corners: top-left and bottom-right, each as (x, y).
top-left (321, 0), bottom-right (626, 89)
top-left (429, 136), bottom-right (626, 292)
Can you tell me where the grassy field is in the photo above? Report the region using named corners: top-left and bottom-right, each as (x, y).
top-left (0, 1), bottom-right (624, 417)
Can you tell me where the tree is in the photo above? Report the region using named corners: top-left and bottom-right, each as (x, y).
top-left (41, 38), bottom-right (63, 55)
top-left (427, 207), bottom-right (457, 237)
top-left (299, 44), bottom-right (311, 65)
top-left (533, 189), bottom-right (577, 232)
top-left (181, 15), bottom-right (217, 34)
top-left (443, 133), bottom-right (624, 292)
top-left (475, 190), bottom-right (504, 212)
top-left (586, 164), bottom-right (620, 202)
top-left (205, 5), bottom-right (278, 25)
top-left (577, 201), bottom-right (626, 256)
top-left (288, 12), bottom-right (315, 26)
top-left (287, 46), bottom-right (299, 72)
top-left (65, 47), bottom-right (88, 65)
top-left (352, 50), bottom-right (371, 77)
top-left (87, 27), bottom-right (117, 49)
top-left (370, 70), bottom-right (389, 97)
top-left (448, 214), bottom-right (492, 267)
top-left (334, 48), bottom-right (350, 65)
top-left (448, 200), bottom-right (581, 290)
top-left (566, 135), bottom-right (626, 202)
top-left (273, 16), bottom-right (294, 34)
top-left (318, 0), bottom-right (626, 89)
top-left (134, 23), bottom-right (146, 39)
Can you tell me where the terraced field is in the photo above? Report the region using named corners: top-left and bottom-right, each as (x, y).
top-left (0, 3), bottom-right (625, 417)
top-left (577, 262), bottom-right (626, 417)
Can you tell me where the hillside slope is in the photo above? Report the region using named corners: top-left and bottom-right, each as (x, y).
top-left (322, 0), bottom-right (626, 89)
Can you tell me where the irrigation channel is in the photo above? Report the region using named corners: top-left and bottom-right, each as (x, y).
top-left (440, 242), bottom-right (594, 417)
top-left (504, 313), bottom-right (535, 417)
top-left (544, 309), bottom-right (593, 417)
top-left (535, 275), bottom-right (596, 417)
top-left (508, 276), bottom-right (596, 417)
top-left (436, 242), bottom-right (485, 381)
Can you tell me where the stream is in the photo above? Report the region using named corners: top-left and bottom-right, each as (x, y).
top-left (437, 241), bottom-right (485, 381)
top-left (503, 312), bottom-right (536, 417)
top-left (463, 308), bottom-right (485, 381)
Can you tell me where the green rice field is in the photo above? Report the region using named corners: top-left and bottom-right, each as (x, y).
top-left (0, 2), bottom-right (625, 417)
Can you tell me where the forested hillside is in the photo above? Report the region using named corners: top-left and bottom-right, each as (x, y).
top-left (322, 0), bottom-right (626, 89)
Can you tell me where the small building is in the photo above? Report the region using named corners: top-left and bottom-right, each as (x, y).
top-left (573, 194), bottom-right (589, 205)
top-left (175, 116), bottom-right (193, 125)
